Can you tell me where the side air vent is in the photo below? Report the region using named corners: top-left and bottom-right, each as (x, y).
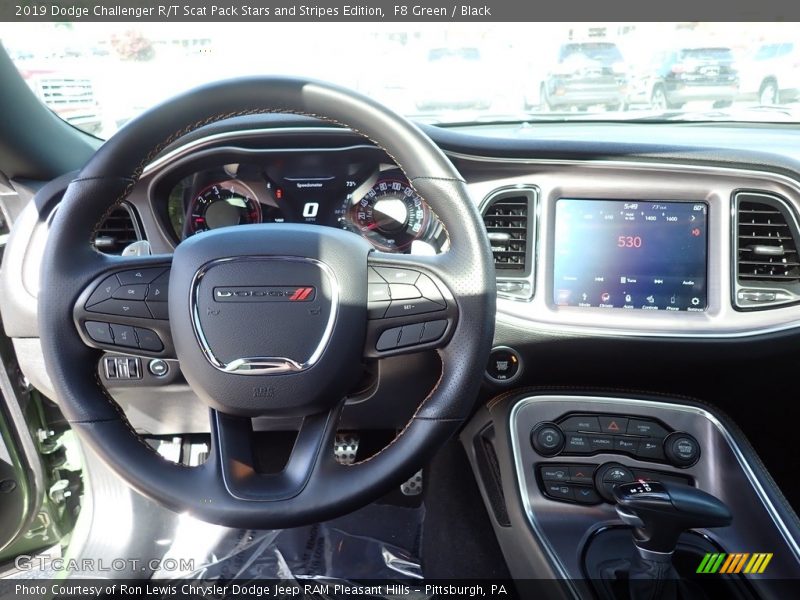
top-left (734, 191), bottom-right (800, 309)
top-left (91, 203), bottom-right (142, 254)
top-left (481, 187), bottom-right (537, 300)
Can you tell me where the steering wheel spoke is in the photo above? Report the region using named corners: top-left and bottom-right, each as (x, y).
top-left (211, 404), bottom-right (340, 502)
top-left (74, 255), bottom-right (174, 358)
top-left (364, 252), bottom-right (457, 358)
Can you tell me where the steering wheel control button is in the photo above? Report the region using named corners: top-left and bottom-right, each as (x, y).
top-left (531, 423), bottom-right (565, 456)
top-left (103, 356), bottom-right (141, 380)
top-left (486, 346), bottom-right (522, 383)
top-left (368, 301), bottom-right (390, 320)
top-left (397, 323), bottom-right (425, 347)
top-left (88, 298), bottom-right (152, 318)
top-left (134, 328), bottom-right (164, 352)
top-left (374, 267), bottom-right (419, 284)
top-left (85, 321), bottom-right (114, 344)
top-left (599, 416), bottom-right (629, 434)
top-left (368, 283), bottom-right (391, 302)
top-left (116, 268), bottom-right (166, 285)
top-left (147, 301), bottom-right (169, 320)
top-left (368, 268), bottom-right (385, 283)
top-left (543, 482), bottom-right (574, 501)
top-left (109, 324), bottom-right (137, 348)
top-left (636, 439), bottom-right (666, 461)
top-left (627, 419), bottom-right (669, 438)
top-left (148, 359), bottom-right (169, 377)
top-left (376, 327), bottom-right (402, 351)
top-left (414, 274), bottom-right (446, 306)
top-left (665, 432), bottom-right (701, 467)
top-left (385, 298), bottom-right (444, 318)
top-left (420, 320), bottom-right (447, 343)
top-left (146, 283), bottom-right (168, 302)
top-left (86, 275), bottom-right (121, 307)
top-left (560, 415), bottom-right (601, 433)
top-left (389, 283), bottom-right (422, 300)
top-left (112, 284), bottom-right (147, 301)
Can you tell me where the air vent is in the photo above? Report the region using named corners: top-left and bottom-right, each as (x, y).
top-left (734, 192), bottom-right (800, 309)
top-left (737, 199), bottom-right (799, 282)
top-left (483, 196), bottom-right (529, 271)
top-left (481, 187), bottom-right (537, 300)
top-left (92, 203), bottom-right (142, 254)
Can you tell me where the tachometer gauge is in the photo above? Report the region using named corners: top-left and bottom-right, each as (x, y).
top-left (185, 181), bottom-right (261, 236)
top-left (340, 179), bottom-right (430, 251)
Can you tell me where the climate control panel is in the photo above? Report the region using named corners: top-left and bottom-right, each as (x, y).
top-left (536, 461), bottom-right (693, 505)
top-left (530, 413), bottom-right (700, 467)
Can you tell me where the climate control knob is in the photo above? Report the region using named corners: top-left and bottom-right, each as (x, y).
top-left (594, 462), bottom-right (636, 502)
top-left (664, 432), bottom-right (700, 467)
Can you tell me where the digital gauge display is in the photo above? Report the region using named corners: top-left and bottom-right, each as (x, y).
top-left (553, 199), bottom-right (708, 311)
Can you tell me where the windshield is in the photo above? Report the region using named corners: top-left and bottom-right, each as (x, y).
top-left (3, 22), bottom-right (800, 137)
top-left (559, 43), bottom-right (623, 63)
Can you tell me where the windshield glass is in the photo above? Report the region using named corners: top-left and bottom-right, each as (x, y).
top-left (3, 22), bottom-right (800, 137)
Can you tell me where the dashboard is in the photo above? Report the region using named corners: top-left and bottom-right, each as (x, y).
top-left (8, 118), bottom-right (800, 435)
top-left (148, 145), bottom-right (447, 254)
top-left (121, 128), bottom-right (800, 342)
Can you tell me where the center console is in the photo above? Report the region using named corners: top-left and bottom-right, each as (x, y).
top-left (461, 392), bottom-right (800, 599)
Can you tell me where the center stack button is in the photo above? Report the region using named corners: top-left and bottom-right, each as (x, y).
top-left (531, 422), bottom-right (565, 457)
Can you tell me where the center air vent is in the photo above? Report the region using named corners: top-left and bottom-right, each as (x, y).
top-left (734, 191), bottom-right (800, 309)
top-left (91, 203), bottom-right (142, 254)
top-left (481, 187), bottom-right (537, 300)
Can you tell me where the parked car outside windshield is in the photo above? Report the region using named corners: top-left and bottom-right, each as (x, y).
top-left (4, 22), bottom-right (800, 137)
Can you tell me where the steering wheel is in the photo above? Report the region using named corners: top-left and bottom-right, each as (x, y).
top-left (38, 77), bottom-right (495, 528)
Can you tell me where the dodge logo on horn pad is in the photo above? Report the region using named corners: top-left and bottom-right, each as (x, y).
top-left (213, 286), bottom-right (316, 302)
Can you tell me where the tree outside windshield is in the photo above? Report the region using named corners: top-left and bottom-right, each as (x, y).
top-left (2, 22), bottom-right (799, 137)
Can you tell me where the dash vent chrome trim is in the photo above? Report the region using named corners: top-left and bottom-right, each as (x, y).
top-left (733, 191), bottom-right (800, 310)
top-left (480, 185), bottom-right (537, 301)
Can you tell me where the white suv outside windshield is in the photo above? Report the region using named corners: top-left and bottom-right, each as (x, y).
top-left (2, 21), bottom-right (800, 138)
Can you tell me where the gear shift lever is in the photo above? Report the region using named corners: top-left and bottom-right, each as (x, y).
top-left (613, 480), bottom-right (732, 558)
top-left (594, 481), bottom-right (732, 600)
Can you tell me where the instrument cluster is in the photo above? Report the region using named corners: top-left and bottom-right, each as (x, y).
top-left (159, 152), bottom-right (447, 254)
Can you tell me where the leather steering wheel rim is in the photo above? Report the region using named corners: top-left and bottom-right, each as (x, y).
top-left (38, 77), bottom-right (496, 528)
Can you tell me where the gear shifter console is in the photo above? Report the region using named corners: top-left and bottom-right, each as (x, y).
top-left (614, 480), bottom-right (732, 555)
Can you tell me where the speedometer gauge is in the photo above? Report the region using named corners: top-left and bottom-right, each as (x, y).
top-left (339, 179), bottom-right (430, 251)
top-left (186, 181), bottom-right (261, 237)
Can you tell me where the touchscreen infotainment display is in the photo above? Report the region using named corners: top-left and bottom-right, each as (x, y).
top-left (553, 200), bottom-right (708, 311)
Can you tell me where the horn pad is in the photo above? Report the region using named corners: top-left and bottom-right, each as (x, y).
top-left (168, 224), bottom-right (371, 416)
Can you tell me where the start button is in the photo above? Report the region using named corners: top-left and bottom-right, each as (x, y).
top-left (486, 346), bottom-right (522, 384)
